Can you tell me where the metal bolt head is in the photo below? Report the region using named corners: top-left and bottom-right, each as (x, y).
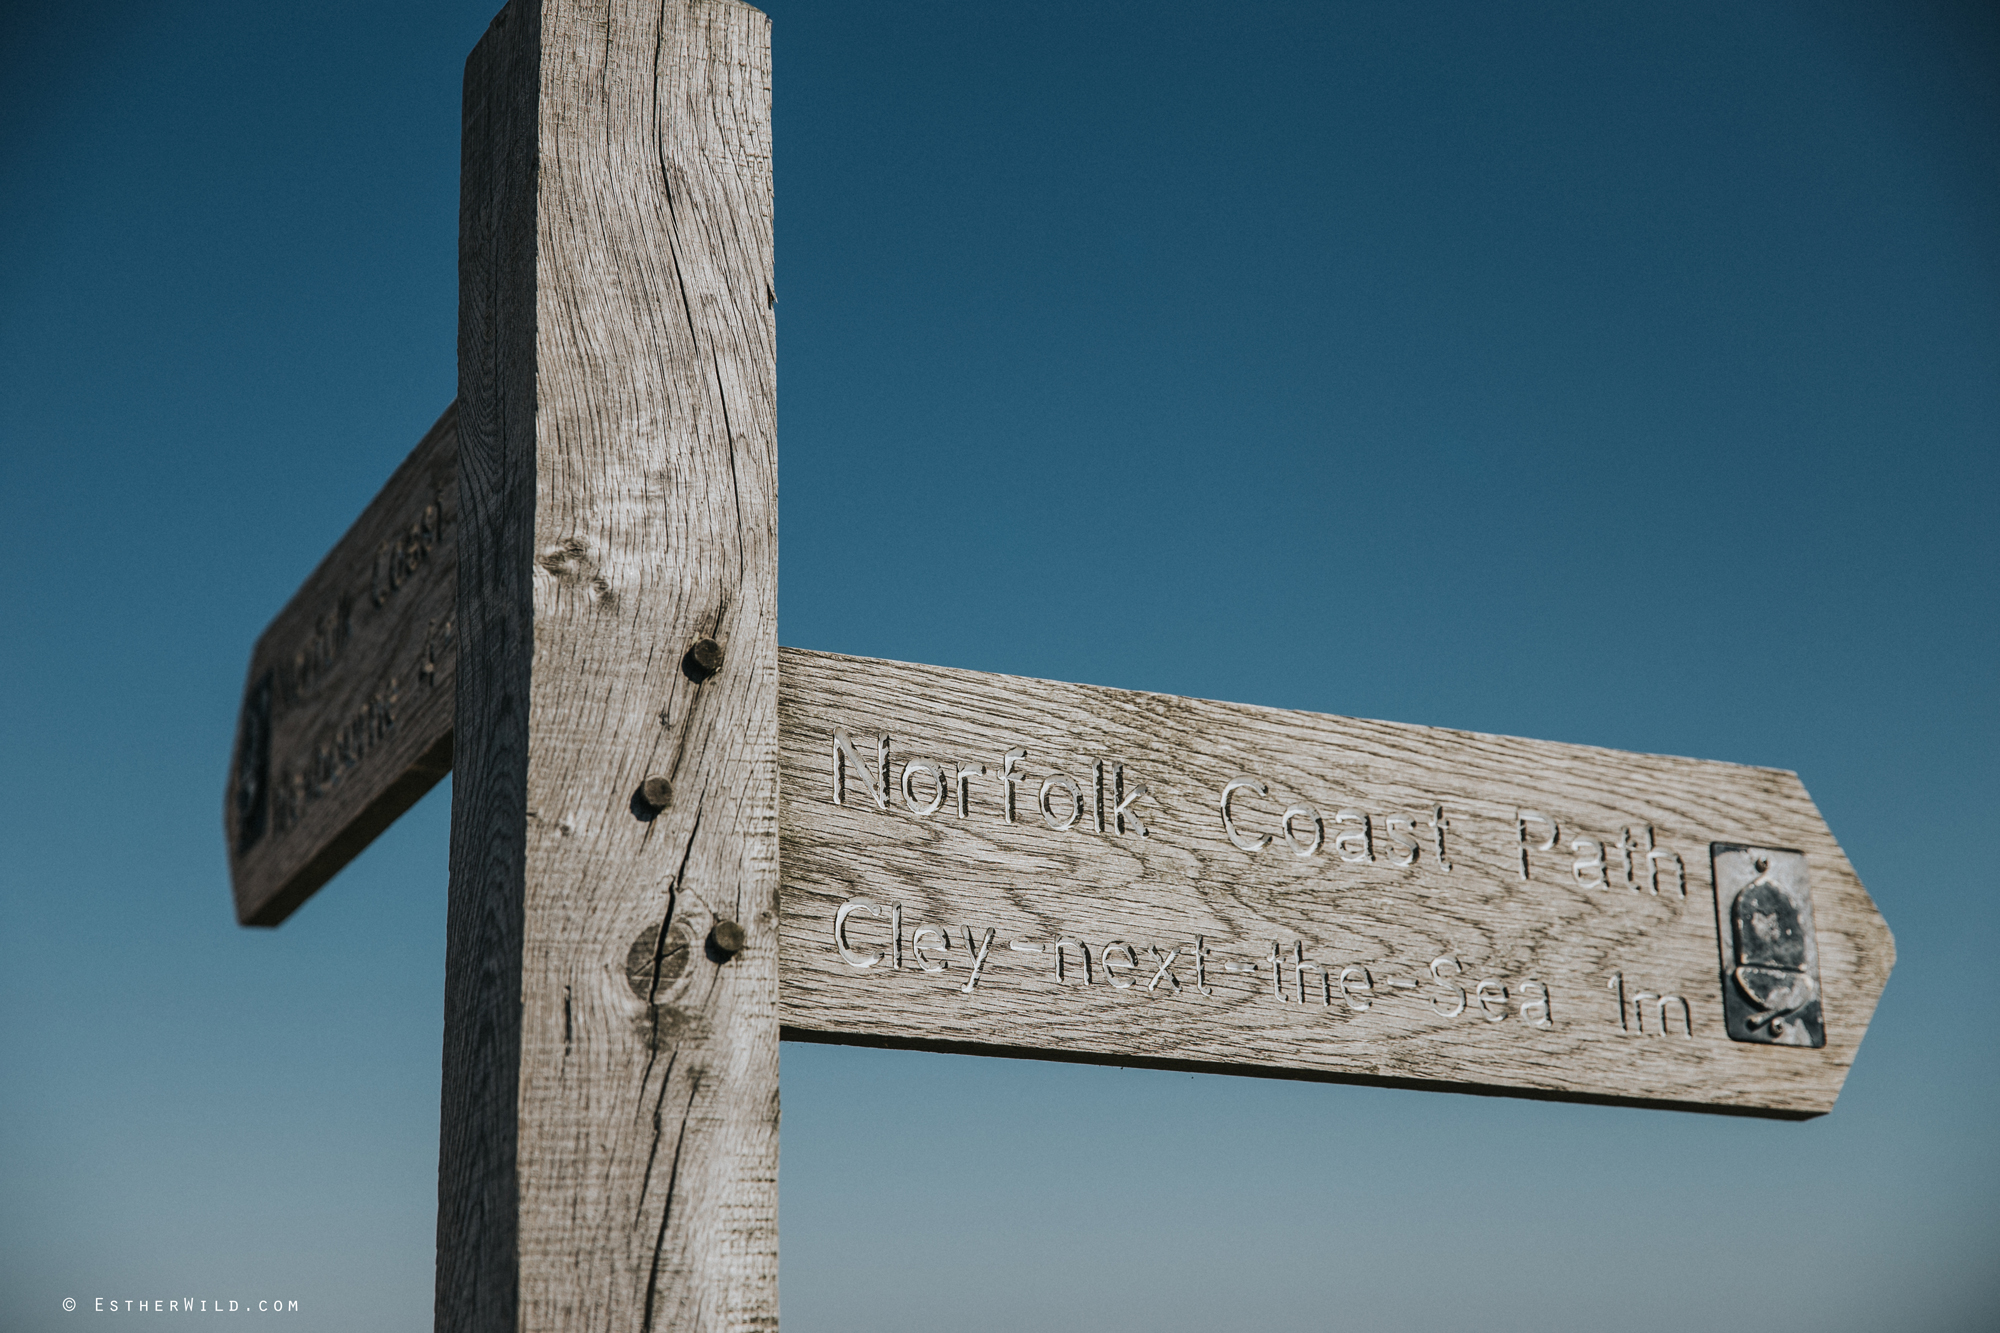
top-left (639, 776), bottom-right (673, 809)
top-left (682, 637), bottom-right (724, 682)
top-left (709, 918), bottom-right (748, 957)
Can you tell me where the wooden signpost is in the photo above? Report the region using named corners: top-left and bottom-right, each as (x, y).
top-left (222, 0), bottom-right (1894, 1327)
top-left (226, 406), bottom-right (459, 926)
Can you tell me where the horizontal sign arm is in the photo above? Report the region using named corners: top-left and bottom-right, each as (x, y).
top-left (224, 404), bottom-right (458, 926)
top-left (225, 414), bottom-right (1893, 1116)
top-left (776, 650), bottom-right (1892, 1118)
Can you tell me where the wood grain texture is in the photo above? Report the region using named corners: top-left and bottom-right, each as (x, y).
top-left (777, 649), bottom-right (1895, 1118)
top-left (442, 2), bottom-right (777, 1330)
top-left (230, 409), bottom-right (1892, 1123)
top-left (223, 403), bottom-right (458, 926)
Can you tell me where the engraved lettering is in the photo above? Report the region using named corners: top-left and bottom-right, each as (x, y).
top-left (1053, 938), bottom-right (1090, 984)
top-left (1092, 761), bottom-right (1107, 833)
top-left (371, 491), bottom-right (446, 607)
top-left (418, 613), bottom-right (455, 688)
top-left (1432, 804), bottom-right (1454, 871)
top-left (1146, 947), bottom-right (1182, 993)
top-left (1516, 810), bottom-right (1558, 880)
top-left (1610, 972), bottom-right (1628, 1028)
top-left (1296, 946), bottom-right (1331, 1005)
top-left (1112, 765), bottom-right (1153, 837)
top-left (901, 759), bottom-right (947, 816)
top-left (1338, 966), bottom-right (1373, 1012)
top-left (1619, 827), bottom-right (1641, 889)
top-left (1621, 985), bottom-right (1694, 1036)
top-left (281, 600), bottom-right (353, 705)
top-left (999, 748), bottom-right (1028, 824)
top-left (1194, 934), bottom-right (1215, 994)
top-left (1384, 815), bottom-right (1421, 867)
top-left (1518, 979), bottom-right (1553, 1029)
top-left (1221, 776), bottom-right (1271, 852)
top-left (1571, 838), bottom-right (1608, 889)
top-left (835, 901), bottom-right (887, 968)
top-left (1039, 773), bottom-right (1083, 830)
top-left (1429, 955), bottom-right (1466, 1018)
top-left (269, 680), bottom-right (402, 836)
top-left (1645, 827), bottom-right (1685, 897)
top-left (832, 729), bottom-right (890, 809)
top-left (954, 760), bottom-right (986, 817)
top-left (1333, 809), bottom-right (1373, 863)
top-left (269, 769), bottom-right (304, 838)
top-left (1103, 941), bottom-right (1138, 989)
top-left (1654, 994), bottom-right (1693, 1036)
top-left (910, 925), bottom-right (948, 972)
top-left (1281, 805), bottom-right (1324, 858)
top-left (1475, 979), bottom-right (1509, 1022)
top-left (960, 927), bottom-right (995, 993)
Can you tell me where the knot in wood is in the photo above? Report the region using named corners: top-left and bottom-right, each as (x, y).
top-left (624, 921), bottom-right (693, 1002)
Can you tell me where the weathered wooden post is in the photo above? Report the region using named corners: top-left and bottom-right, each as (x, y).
top-left (442, 1), bottom-right (776, 1327)
top-left (221, 2), bottom-right (1897, 1327)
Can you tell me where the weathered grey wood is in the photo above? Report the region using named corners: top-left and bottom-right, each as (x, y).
top-left (777, 649), bottom-right (1895, 1118)
top-left (212, 4), bottom-right (1915, 1327)
top-left (223, 403), bottom-right (458, 926)
top-left (230, 420), bottom-right (1895, 1121)
top-left (441, 2), bottom-right (777, 1330)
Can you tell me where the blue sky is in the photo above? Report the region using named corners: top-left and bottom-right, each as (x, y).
top-left (3, 2), bottom-right (1995, 1329)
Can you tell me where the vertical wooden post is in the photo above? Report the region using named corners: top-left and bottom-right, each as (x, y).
top-left (441, 1), bottom-right (777, 1329)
